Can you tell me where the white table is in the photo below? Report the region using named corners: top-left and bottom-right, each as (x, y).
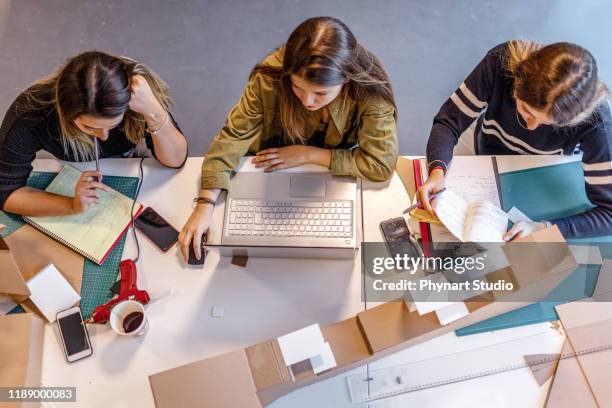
top-left (35, 155), bottom-right (574, 407)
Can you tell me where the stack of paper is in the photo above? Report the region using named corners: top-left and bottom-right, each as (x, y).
top-left (277, 324), bottom-right (337, 375)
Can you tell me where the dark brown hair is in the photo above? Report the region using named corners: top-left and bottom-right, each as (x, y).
top-left (508, 41), bottom-right (609, 126)
top-left (250, 16), bottom-right (396, 143)
top-left (25, 51), bottom-right (172, 160)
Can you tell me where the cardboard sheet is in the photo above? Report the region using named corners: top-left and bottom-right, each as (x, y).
top-left (555, 302), bottom-right (612, 407)
top-left (0, 313), bottom-right (44, 406)
top-left (149, 349), bottom-right (262, 408)
top-left (0, 236), bottom-right (30, 300)
top-left (545, 338), bottom-right (597, 407)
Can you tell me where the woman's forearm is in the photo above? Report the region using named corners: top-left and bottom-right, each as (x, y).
top-left (146, 110), bottom-right (188, 168)
top-left (3, 187), bottom-right (75, 217)
top-left (308, 147), bottom-right (332, 168)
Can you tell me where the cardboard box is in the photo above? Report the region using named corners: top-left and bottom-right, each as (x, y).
top-left (0, 231), bottom-right (30, 303)
top-left (149, 226), bottom-right (578, 407)
top-left (0, 313), bottom-right (44, 408)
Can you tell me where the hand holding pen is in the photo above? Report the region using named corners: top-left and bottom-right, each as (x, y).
top-left (403, 188), bottom-right (446, 214)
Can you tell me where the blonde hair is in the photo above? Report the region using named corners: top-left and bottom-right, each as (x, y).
top-left (24, 51), bottom-right (173, 161)
top-left (506, 40), bottom-right (609, 127)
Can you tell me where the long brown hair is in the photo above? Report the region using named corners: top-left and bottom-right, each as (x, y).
top-left (507, 40), bottom-right (609, 126)
top-left (250, 16), bottom-right (396, 144)
top-left (23, 51), bottom-right (173, 160)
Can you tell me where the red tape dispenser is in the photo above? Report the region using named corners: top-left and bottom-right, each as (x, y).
top-left (89, 259), bottom-right (150, 324)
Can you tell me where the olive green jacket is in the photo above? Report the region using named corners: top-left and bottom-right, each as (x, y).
top-left (201, 50), bottom-right (398, 190)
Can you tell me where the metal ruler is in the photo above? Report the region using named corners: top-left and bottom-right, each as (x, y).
top-left (346, 329), bottom-right (612, 404)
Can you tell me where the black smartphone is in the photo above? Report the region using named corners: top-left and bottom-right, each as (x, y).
top-left (188, 234), bottom-right (206, 266)
top-left (56, 307), bottom-right (93, 363)
top-left (380, 217), bottom-right (423, 260)
top-left (134, 207), bottom-right (179, 252)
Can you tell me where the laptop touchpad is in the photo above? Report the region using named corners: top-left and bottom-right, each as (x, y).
top-left (290, 175), bottom-right (326, 198)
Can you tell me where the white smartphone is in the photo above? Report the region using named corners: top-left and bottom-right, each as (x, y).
top-left (56, 306), bottom-right (93, 363)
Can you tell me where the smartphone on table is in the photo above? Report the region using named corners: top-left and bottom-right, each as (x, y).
top-left (56, 306), bottom-right (93, 363)
top-left (134, 207), bottom-right (179, 252)
top-left (380, 217), bottom-right (424, 260)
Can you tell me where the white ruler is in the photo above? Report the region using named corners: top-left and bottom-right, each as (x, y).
top-left (346, 329), bottom-right (612, 404)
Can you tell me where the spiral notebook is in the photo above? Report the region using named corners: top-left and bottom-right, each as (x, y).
top-left (23, 165), bottom-right (143, 265)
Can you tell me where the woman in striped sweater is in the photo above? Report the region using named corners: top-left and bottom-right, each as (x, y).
top-left (420, 41), bottom-right (611, 239)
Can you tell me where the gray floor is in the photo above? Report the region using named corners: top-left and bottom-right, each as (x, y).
top-left (1, 0), bottom-right (611, 156)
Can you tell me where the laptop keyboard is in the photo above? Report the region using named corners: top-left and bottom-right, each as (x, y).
top-left (227, 199), bottom-right (353, 238)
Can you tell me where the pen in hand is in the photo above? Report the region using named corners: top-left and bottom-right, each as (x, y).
top-left (402, 188), bottom-right (446, 214)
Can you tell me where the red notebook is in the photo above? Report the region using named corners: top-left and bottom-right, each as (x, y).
top-left (24, 165), bottom-right (142, 265)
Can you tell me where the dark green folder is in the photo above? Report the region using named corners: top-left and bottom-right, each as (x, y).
top-left (456, 161), bottom-right (611, 336)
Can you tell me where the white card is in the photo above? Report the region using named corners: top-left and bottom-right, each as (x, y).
top-left (507, 206), bottom-right (533, 224)
top-left (435, 302), bottom-right (470, 325)
top-left (568, 245), bottom-right (603, 265)
top-left (27, 264), bottom-right (80, 322)
top-left (310, 342), bottom-right (337, 374)
top-left (277, 323), bottom-right (326, 366)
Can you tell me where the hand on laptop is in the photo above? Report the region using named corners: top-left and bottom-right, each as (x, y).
top-left (179, 204), bottom-right (214, 263)
top-left (252, 146), bottom-right (332, 172)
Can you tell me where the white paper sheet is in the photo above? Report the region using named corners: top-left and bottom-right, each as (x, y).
top-left (507, 206), bottom-right (533, 224)
top-left (310, 342), bottom-right (337, 374)
top-left (444, 156), bottom-right (501, 206)
top-left (435, 302), bottom-right (470, 325)
top-left (277, 323), bottom-right (326, 366)
top-left (27, 264), bottom-right (80, 322)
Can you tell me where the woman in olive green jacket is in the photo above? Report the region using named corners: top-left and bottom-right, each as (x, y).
top-left (179, 16), bottom-right (399, 262)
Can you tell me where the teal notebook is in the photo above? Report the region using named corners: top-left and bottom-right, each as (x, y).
top-left (456, 161), bottom-right (611, 336)
top-left (0, 171), bottom-right (139, 319)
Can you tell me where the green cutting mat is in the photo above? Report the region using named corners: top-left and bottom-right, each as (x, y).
top-left (0, 171), bottom-right (140, 319)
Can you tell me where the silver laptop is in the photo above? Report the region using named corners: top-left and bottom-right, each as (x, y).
top-left (209, 172), bottom-right (358, 259)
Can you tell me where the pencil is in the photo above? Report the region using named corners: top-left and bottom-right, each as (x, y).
top-left (94, 137), bottom-right (101, 182)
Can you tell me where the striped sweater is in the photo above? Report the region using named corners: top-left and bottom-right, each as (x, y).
top-left (427, 42), bottom-right (612, 238)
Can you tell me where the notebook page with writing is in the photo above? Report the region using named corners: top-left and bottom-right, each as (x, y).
top-left (434, 188), bottom-right (507, 242)
top-left (464, 201), bottom-right (508, 242)
top-left (426, 157), bottom-right (500, 242)
top-left (24, 165), bottom-right (142, 264)
top-left (433, 188), bottom-right (470, 241)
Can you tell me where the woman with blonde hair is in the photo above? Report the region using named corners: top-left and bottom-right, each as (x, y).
top-left (419, 41), bottom-right (611, 239)
top-left (0, 51), bottom-right (188, 216)
top-left (179, 16), bottom-right (398, 262)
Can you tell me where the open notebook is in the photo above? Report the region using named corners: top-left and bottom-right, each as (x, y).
top-left (24, 165), bottom-right (143, 265)
top-left (433, 188), bottom-right (508, 242)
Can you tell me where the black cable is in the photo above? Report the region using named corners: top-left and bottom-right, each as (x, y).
top-left (130, 157), bottom-right (145, 263)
